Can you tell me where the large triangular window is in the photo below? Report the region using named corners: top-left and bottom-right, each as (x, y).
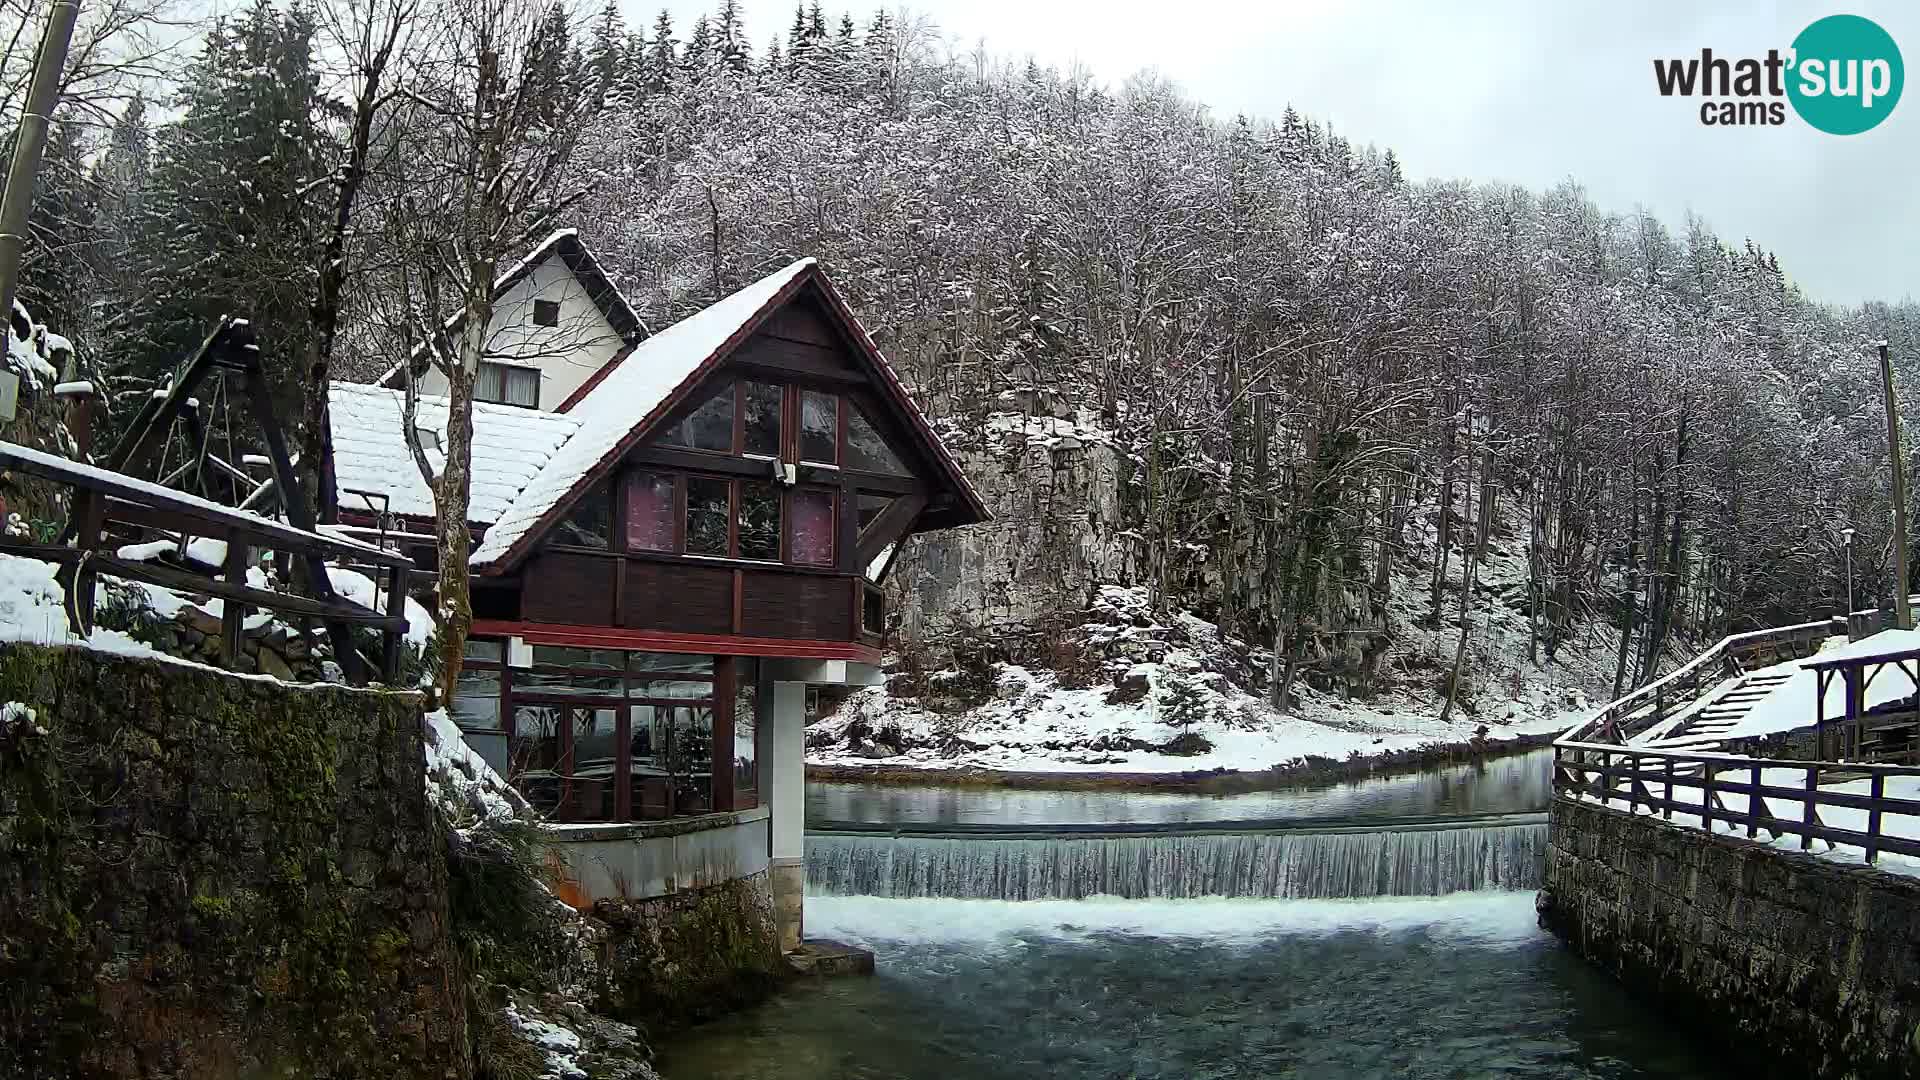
top-left (846, 407), bottom-right (909, 476)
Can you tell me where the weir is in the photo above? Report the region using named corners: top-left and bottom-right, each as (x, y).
top-left (805, 812), bottom-right (1546, 900)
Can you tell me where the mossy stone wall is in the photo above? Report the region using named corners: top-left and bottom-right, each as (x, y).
top-left (0, 642), bottom-right (470, 1079)
top-left (1542, 797), bottom-right (1920, 1080)
top-left (593, 872), bottom-right (787, 1037)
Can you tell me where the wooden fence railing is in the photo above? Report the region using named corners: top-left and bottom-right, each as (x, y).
top-left (1560, 620), bottom-right (1835, 746)
top-left (1552, 740), bottom-right (1920, 865)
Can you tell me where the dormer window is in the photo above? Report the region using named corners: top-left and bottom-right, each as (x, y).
top-left (476, 361), bottom-right (539, 408)
top-left (532, 299), bottom-right (561, 327)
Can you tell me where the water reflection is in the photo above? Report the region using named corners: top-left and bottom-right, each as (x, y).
top-left (807, 748), bottom-right (1553, 827)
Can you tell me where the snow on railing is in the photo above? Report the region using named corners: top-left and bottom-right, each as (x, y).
top-left (1551, 740), bottom-right (1920, 868)
top-left (1559, 620), bottom-right (1834, 746)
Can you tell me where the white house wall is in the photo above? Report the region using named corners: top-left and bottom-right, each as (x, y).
top-left (414, 255), bottom-right (626, 410)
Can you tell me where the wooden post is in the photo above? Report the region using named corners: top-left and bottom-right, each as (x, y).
top-left (1663, 756), bottom-right (1674, 820)
top-left (379, 563), bottom-right (406, 682)
top-left (220, 538), bottom-right (247, 667)
top-left (61, 489), bottom-right (103, 634)
top-left (0, 0), bottom-right (82, 322)
top-left (1747, 763), bottom-right (1762, 837)
top-left (1802, 765), bottom-right (1818, 850)
top-left (1701, 762), bottom-right (1714, 834)
top-left (1881, 342), bottom-right (1911, 630)
top-left (1866, 772), bottom-right (1885, 864)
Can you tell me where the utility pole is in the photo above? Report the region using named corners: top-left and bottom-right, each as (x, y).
top-left (0, 0), bottom-right (83, 327)
top-left (1879, 341), bottom-right (1911, 631)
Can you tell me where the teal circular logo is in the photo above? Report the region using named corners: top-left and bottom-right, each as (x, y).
top-left (1788, 14), bottom-right (1903, 135)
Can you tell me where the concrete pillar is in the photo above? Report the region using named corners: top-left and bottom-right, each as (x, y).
top-left (766, 680), bottom-right (807, 952)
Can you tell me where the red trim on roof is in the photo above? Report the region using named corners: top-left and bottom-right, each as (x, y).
top-left (473, 619), bottom-right (883, 664)
top-left (804, 274), bottom-right (992, 525)
top-left (554, 340), bottom-right (637, 413)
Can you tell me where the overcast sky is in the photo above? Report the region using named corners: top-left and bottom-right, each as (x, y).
top-left (649, 0), bottom-right (1916, 308)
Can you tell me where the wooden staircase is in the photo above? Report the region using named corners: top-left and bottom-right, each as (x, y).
top-left (1645, 668), bottom-right (1799, 751)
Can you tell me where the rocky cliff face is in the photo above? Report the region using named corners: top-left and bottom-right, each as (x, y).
top-left (835, 407), bottom-right (1618, 772)
top-left (894, 408), bottom-right (1134, 649)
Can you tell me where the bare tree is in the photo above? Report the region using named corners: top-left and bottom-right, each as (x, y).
top-left (389, 0), bottom-right (589, 701)
top-left (296, 0), bottom-right (425, 520)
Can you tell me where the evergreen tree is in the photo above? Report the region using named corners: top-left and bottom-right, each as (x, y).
top-left (646, 10), bottom-right (678, 91)
top-left (863, 9), bottom-right (895, 101)
top-left (683, 14), bottom-right (713, 76)
top-left (113, 0), bottom-right (331, 432)
top-left (712, 0), bottom-right (749, 74)
top-left (762, 35), bottom-right (785, 78)
top-left (587, 0), bottom-right (625, 108)
top-left (14, 123), bottom-right (99, 341)
top-left (523, 3), bottom-right (578, 127)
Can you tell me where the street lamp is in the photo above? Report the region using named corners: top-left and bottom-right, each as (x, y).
top-left (1843, 526), bottom-right (1857, 622)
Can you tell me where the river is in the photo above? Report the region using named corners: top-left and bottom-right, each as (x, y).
top-left (661, 749), bottom-right (1730, 1079)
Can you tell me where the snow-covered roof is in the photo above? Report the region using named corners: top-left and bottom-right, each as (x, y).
top-left (327, 382), bottom-right (580, 523)
top-left (470, 259), bottom-right (818, 567)
top-left (1806, 628), bottom-right (1920, 668)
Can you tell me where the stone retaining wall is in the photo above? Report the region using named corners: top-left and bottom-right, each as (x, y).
top-left (593, 872), bottom-right (788, 1038)
top-left (0, 642), bottom-right (469, 1079)
top-left (1541, 798), bottom-right (1920, 1079)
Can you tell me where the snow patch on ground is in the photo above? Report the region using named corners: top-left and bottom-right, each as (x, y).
top-left (424, 707), bottom-right (522, 823)
top-left (507, 1005), bottom-right (589, 1080)
top-left (813, 550), bottom-right (1609, 774)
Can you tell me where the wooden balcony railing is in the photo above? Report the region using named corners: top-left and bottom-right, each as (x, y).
top-left (1552, 740), bottom-right (1920, 865)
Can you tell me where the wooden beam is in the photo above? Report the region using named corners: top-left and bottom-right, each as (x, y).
top-left (855, 492), bottom-right (927, 567)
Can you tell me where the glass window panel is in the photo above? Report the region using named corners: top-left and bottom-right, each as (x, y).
top-left (569, 707), bottom-right (620, 822)
top-left (504, 367), bottom-right (539, 408)
top-left (625, 472), bottom-right (676, 552)
top-left (791, 489), bottom-right (835, 567)
top-left (451, 667), bottom-right (502, 731)
top-left (464, 639), bottom-right (504, 663)
top-left (657, 382), bottom-right (734, 452)
top-left (629, 704), bottom-right (673, 819)
top-left (733, 659), bottom-right (758, 806)
top-left (507, 705), bottom-right (567, 816)
top-left (669, 705), bottom-right (715, 816)
top-left (628, 652), bottom-right (714, 676)
top-left (738, 480), bottom-right (781, 561)
top-left (474, 361), bottom-right (506, 405)
top-left (517, 670), bottom-right (623, 697)
top-left (555, 484), bottom-right (611, 548)
top-left (628, 679), bottom-right (714, 700)
top-left (800, 391), bottom-right (838, 463)
top-left (846, 407), bottom-right (910, 475)
top-left (531, 646), bottom-right (624, 671)
top-left (742, 381), bottom-right (782, 457)
top-left (686, 477), bottom-right (730, 555)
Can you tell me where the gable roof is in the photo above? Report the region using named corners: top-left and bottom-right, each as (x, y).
top-left (328, 381), bottom-right (580, 524)
top-left (469, 258), bottom-right (990, 572)
top-left (378, 229), bottom-right (646, 388)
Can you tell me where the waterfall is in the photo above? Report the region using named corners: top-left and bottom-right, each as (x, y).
top-left (806, 823), bottom-right (1546, 900)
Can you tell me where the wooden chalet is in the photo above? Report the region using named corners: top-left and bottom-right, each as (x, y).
top-left (324, 239), bottom-right (986, 939)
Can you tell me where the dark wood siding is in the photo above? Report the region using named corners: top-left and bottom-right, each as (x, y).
top-left (622, 559), bottom-right (733, 634)
top-left (732, 333), bottom-right (861, 382)
top-left (741, 570), bottom-right (852, 640)
top-left (760, 299), bottom-right (843, 349)
top-left (521, 552), bottom-right (617, 625)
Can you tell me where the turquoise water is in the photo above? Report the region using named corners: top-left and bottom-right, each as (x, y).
top-left (659, 894), bottom-right (1725, 1079)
